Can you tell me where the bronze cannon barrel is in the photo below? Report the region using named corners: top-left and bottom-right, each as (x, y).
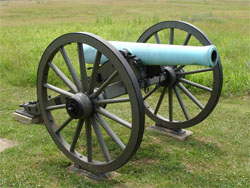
top-left (82, 41), bottom-right (218, 67)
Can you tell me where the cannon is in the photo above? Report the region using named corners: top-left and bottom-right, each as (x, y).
top-left (15, 21), bottom-right (223, 177)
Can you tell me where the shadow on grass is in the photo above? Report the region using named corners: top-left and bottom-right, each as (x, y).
top-left (118, 133), bottom-right (225, 178)
top-left (32, 130), bottom-right (225, 187)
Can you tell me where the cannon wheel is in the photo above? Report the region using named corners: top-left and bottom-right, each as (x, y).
top-left (137, 21), bottom-right (223, 129)
top-left (37, 32), bottom-right (144, 173)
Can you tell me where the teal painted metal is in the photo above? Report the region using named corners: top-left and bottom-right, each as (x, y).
top-left (83, 41), bottom-right (218, 67)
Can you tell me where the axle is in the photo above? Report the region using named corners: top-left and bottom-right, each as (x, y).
top-left (82, 41), bottom-right (218, 67)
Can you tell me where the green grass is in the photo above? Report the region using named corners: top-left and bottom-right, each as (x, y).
top-left (0, 0), bottom-right (249, 95)
top-left (0, 79), bottom-right (249, 187)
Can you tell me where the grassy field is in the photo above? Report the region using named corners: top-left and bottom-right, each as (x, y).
top-left (0, 0), bottom-right (249, 95)
top-left (0, 0), bottom-right (250, 187)
top-left (0, 79), bottom-right (249, 187)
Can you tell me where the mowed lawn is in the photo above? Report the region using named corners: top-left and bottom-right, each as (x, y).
top-left (0, 0), bottom-right (250, 187)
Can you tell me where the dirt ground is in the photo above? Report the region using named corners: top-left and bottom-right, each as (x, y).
top-left (0, 138), bottom-right (17, 153)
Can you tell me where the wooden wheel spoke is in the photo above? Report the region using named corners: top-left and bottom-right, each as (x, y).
top-left (177, 83), bottom-right (204, 109)
top-left (170, 28), bottom-right (174, 44)
top-left (96, 107), bottom-right (131, 129)
top-left (90, 70), bottom-right (118, 99)
top-left (95, 114), bottom-right (125, 150)
top-left (183, 33), bottom-right (192, 46)
top-left (154, 32), bottom-right (161, 44)
top-left (85, 118), bottom-right (92, 162)
top-left (154, 87), bottom-right (167, 115)
top-left (55, 117), bottom-right (73, 134)
top-left (173, 86), bottom-right (190, 120)
top-left (179, 78), bottom-right (212, 92)
top-left (177, 68), bottom-right (213, 76)
top-left (60, 47), bottom-right (82, 92)
top-left (48, 62), bottom-right (77, 93)
top-left (70, 119), bottom-right (84, 152)
top-left (43, 83), bottom-right (74, 98)
top-left (46, 104), bottom-right (66, 111)
top-left (91, 117), bottom-right (111, 162)
top-left (88, 51), bottom-right (102, 94)
top-left (168, 87), bottom-right (173, 121)
top-left (77, 43), bottom-right (88, 92)
top-left (96, 97), bottom-right (129, 105)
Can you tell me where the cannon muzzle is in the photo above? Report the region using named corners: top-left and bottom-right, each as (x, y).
top-left (83, 41), bottom-right (218, 67)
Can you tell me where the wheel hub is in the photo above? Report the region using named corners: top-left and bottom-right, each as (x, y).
top-left (66, 93), bottom-right (92, 119)
top-left (161, 66), bottom-right (177, 87)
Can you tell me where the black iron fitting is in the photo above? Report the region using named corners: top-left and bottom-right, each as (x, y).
top-left (19, 101), bottom-right (41, 116)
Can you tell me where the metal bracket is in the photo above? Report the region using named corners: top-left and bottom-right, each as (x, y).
top-left (14, 101), bottom-right (43, 124)
top-left (19, 101), bottom-right (41, 116)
